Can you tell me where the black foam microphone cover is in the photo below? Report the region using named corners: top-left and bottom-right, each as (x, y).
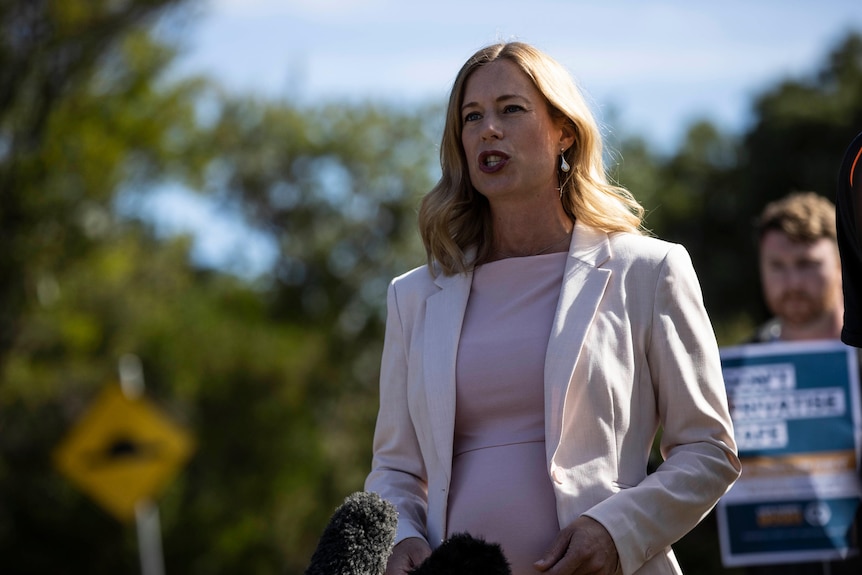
top-left (306, 491), bottom-right (398, 575)
top-left (409, 532), bottom-right (511, 575)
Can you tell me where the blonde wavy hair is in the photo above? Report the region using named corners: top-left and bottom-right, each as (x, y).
top-left (418, 42), bottom-right (645, 276)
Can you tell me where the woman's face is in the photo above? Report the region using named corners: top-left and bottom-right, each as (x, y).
top-left (460, 59), bottom-right (571, 205)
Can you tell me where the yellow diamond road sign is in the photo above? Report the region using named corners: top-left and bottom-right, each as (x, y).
top-left (53, 384), bottom-right (195, 523)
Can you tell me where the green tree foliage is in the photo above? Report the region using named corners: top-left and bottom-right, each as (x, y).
top-left (207, 96), bottom-right (438, 327)
top-left (0, 0), bottom-right (200, 369)
top-left (1, 1), bottom-right (437, 572)
top-left (199, 95), bottom-right (439, 570)
top-left (2, 224), bottom-right (331, 572)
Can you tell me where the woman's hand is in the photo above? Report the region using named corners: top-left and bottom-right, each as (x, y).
top-left (385, 537), bottom-right (432, 575)
top-left (534, 516), bottom-right (620, 575)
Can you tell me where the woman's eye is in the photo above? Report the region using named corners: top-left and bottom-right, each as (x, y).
top-left (464, 111), bottom-right (480, 122)
top-left (503, 104), bottom-right (524, 113)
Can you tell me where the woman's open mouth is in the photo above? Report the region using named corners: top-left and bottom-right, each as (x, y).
top-left (478, 150), bottom-right (509, 173)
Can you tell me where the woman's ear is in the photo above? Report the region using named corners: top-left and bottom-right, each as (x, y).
top-left (558, 119), bottom-right (576, 151)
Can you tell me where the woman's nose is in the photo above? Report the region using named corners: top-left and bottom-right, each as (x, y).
top-left (480, 117), bottom-right (502, 141)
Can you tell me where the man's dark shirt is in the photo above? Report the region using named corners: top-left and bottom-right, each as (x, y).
top-left (837, 131), bottom-right (862, 347)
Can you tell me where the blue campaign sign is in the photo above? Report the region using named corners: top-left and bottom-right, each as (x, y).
top-left (722, 495), bottom-right (860, 557)
top-left (716, 340), bottom-right (862, 567)
top-left (722, 345), bottom-right (857, 457)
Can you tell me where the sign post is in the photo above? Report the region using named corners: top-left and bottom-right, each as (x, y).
top-left (53, 355), bottom-right (194, 574)
top-left (716, 340), bottom-right (862, 567)
top-left (136, 499), bottom-right (165, 575)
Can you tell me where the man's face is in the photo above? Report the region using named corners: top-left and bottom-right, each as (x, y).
top-left (759, 230), bottom-right (843, 327)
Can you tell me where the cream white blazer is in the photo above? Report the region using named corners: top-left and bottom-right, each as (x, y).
top-left (365, 222), bottom-right (741, 575)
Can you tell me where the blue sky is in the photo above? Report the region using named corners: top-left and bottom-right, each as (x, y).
top-left (144, 0), bottom-right (862, 275)
top-left (176, 0), bottom-right (862, 148)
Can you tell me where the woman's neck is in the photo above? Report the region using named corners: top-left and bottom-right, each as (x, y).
top-left (489, 201), bottom-right (573, 259)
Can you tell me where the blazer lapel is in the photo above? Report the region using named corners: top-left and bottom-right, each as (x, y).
top-left (423, 269), bottom-right (472, 480)
top-left (544, 223), bottom-right (612, 455)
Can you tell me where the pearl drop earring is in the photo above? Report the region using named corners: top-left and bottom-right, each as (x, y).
top-left (560, 150), bottom-right (570, 173)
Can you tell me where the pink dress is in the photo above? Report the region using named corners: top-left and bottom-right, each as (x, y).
top-left (447, 252), bottom-right (566, 575)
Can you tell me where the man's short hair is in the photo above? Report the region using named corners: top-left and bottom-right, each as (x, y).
top-left (755, 191), bottom-right (837, 244)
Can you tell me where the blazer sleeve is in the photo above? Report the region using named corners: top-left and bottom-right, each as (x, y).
top-left (364, 280), bottom-right (430, 545)
top-left (584, 244), bottom-right (741, 574)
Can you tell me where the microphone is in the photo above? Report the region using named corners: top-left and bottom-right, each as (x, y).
top-left (410, 532), bottom-right (511, 575)
top-left (305, 491), bottom-right (398, 575)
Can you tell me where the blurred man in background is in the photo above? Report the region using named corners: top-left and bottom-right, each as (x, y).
top-left (748, 191), bottom-right (861, 574)
top-left (752, 192), bottom-right (845, 343)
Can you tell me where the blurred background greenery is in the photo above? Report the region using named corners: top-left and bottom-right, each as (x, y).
top-left (1, 1), bottom-right (860, 573)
